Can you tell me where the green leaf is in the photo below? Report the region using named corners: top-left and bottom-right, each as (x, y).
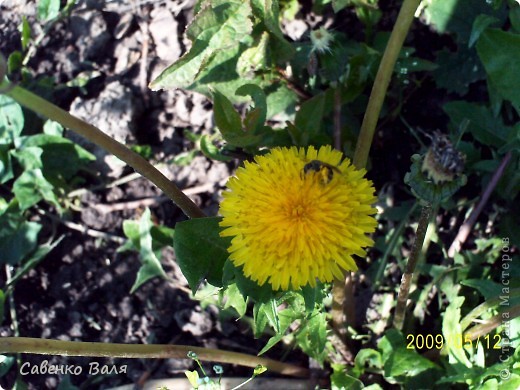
top-left (0, 144), bottom-right (13, 184)
top-left (173, 217), bottom-right (230, 294)
top-left (443, 101), bottom-right (511, 147)
top-left (461, 279), bottom-right (502, 300)
top-left (301, 284), bottom-right (317, 312)
top-left (21, 134), bottom-right (95, 180)
top-left (121, 220), bottom-right (175, 253)
top-left (223, 260), bottom-right (274, 303)
top-left (37, 0), bottom-right (60, 21)
top-left (222, 283), bottom-right (247, 317)
top-left (12, 169), bottom-right (59, 211)
top-left (11, 146), bottom-right (43, 170)
top-left (0, 355), bottom-right (15, 377)
top-left (6, 236), bottom-right (64, 289)
top-left (423, 0), bottom-right (505, 44)
top-left (432, 46), bottom-right (486, 95)
top-left (130, 208), bottom-right (168, 293)
top-left (477, 28), bottom-right (520, 109)
top-left (200, 135), bottom-right (232, 162)
top-left (43, 120), bottom-right (64, 136)
top-left (253, 300), bottom-right (269, 337)
top-left (236, 31), bottom-right (269, 77)
top-left (332, 0), bottom-right (350, 13)
top-left (378, 329), bottom-right (439, 380)
top-left (511, 6), bottom-right (520, 33)
top-left (20, 16), bottom-right (31, 51)
top-left (0, 220), bottom-right (41, 266)
top-left (353, 348), bottom-right (383, 377)
top-left (294, 93), bottom-right (326, 140)
top-left (331, 363), bottom-right (364, 390)
top-left (0, 95), bottom-right (24, 144)
top-left (213, 90), bottom-right (261, 147)
top-left (295, 311), bottom-right (328, 364)
top-left (469, 14), bottom-right (500, 47)
top-left (250, 0), bottom-right (295, 63)
top-left (149, 0), bottom-right (253, 90)
top-left (263, 299), bottom-right (280, 333)
top-left (257, 306), bottom-right (295, 354)
top-left (236, 84), bottom-right (267, 133)
top-left (184, 370), bottom-right (199, 388)
top-left (442, 296), bottom-right (472, 368)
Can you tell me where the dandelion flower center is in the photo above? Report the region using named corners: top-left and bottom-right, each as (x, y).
top-left (219, 146), bottom-right (377, 291)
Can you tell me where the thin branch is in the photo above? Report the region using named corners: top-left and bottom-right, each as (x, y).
top-left (332, 0), bottom-right (422, 339)
top-left (464, 304), bottom-right (520, 342)
top-left (0, 337), bottom-right (309, 378)
top-left (393, 204), bottom-right (432, 330)
top-left (0, 81), bottom-right (206, 219)
top-left (448, 151), bottom-right (512, 257)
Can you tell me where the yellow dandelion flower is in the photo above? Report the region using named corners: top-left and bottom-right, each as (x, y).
top-left (219, 146), bottom-right (377, 291)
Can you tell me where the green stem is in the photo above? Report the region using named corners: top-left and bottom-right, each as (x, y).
top-left (461, 288), bottom-right (520, 331)
top-left (332, 0), bottom-right (422, 340)
top-left (0, 337), bottom-right (308, 378)
top-left (393, 204), bottom-right (432, 330)
top-left (353, 0), bottom-right (421, 169)
top-left (1, 81), bottom-right (205, 219)
top-left (464, 304), bottom-right (520, 342)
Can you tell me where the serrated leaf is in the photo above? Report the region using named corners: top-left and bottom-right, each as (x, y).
top-left (477, 28), bottom-right (520, 109)
top-left (173, 217), bottom-right (230, 294)
top-left (257, 307), bottom-right (295, 355)
top-left (12, 169), bottom-right (59, 211)
top-left (442, 296), bottom-right (472, 368)
top-left (295, 311), bottom-right (328, 364)
top-left (130, 208), bottom-right (167, 293)
top-left (149, 0), bottom-right (253, 90)
top-left (378, 329), bottom-right (439, 380)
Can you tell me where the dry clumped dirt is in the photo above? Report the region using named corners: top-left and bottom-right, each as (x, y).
top-left (0, 0), bottom-right (306, 388)
top-left (0, 0), bottom-right (449, 388)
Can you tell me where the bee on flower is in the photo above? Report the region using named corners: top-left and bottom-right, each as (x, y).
top-left (219, 146), bottom-right (377, 291)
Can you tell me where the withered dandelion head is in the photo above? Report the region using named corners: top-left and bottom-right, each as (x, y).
top-left (219, 146), bottom-right (377, 291)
